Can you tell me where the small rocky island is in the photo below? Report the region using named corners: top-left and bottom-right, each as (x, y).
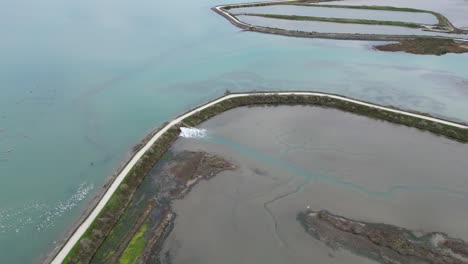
top-left (298, 210), bottom-right (468, 264)
top-left (375, 38), bottom-right (468, 55)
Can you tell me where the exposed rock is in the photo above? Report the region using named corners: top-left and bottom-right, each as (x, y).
top-left (375, 38), bottom-right (468, 55)
top-left (298, 210), bottom-right (468, 264)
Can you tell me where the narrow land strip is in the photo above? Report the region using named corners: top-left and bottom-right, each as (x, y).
top-left (212, 5), bottom-right (438, 41)
top-left (213, 1), bottom-right (468, 42)
top-left (294, 4), bottom-right (466, 33)
top-left (240, 13), bottom-right (423, 28)
top-left (49, 91), bottom-right (468, 264)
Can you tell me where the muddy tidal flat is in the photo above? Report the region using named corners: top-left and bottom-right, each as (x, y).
top-left (158, 105), bottom-right (468, 264)
top-left (88, 151), bottom-right (234, 263)
top-left (298, 210), bottom-right (468, 264)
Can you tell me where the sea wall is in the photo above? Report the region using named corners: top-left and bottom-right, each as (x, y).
top-left (212, 1), bottom-right (468, 41)
top-left (49, 92), bottom-right (468, 264)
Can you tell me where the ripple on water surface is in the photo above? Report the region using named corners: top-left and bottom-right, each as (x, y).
top-left (1, 0), bottom-right (468, 262)
top-left (0, 183), bottom-right (93, 235)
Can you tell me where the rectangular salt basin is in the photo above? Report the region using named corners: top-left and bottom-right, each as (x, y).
top-left (230, 4), bottom-right (439, 25)
top-left (238, 15), bottom-right (468, 39)
top-left (320, 0), bottom-right (468, 29)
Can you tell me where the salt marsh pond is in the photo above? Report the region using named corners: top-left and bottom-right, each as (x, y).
top-left (161, 105), bottom-right (468, 263)
top-left (2, 0), bottom-right (468, 262)
top-left (324, 0), bottom-right (468, 29)
top-left (237, 15), bottom-right (468, 39)
top-left (230, 5), bottom-right (439, 24)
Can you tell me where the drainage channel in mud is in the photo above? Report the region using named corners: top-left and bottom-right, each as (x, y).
top-left (160, 105), bottom-right (468, 264)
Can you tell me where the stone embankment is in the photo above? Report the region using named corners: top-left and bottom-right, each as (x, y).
top-left (212, 1), bottom-right (468, 42)
top-left (47, 92), bottom-right (468, 264)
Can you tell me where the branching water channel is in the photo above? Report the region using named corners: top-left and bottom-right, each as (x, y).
top-left (162, 105), bottom-right (468, 264)
top-left (178, 124), bottom-right (468, 251)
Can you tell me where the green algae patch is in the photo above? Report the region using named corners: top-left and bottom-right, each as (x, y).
top-left (63, 128), bottom-right (180, 264)
top-left (119, 224), bottom-right (148, 264)
top-left (91, 200), bottom-right (149, 263)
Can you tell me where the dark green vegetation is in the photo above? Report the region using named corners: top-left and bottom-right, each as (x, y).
top-left (234, 5), bottom-right (468, 55)
top-left (298, 210), bottom-right (468, 264)
top-left (64, 128), bottom-right (180, 264)
top-left (119, 224), bottom-right (148, 264)
top-left (214, 4), bottom-right (467, 42)
top-left (375, 38), bottom-right (468, 55)
top-left (224, 0), bottom-right (468, 34)
top-left (308, 4), bottom-right (456, 31)
top-left (183, 95), bottom-right (468, 143)
top-left (69, 150), bottom-right (232, 264)
top-left (62, 93), bottom-right (468, 263)
top-left (244, 13), bottom-right (422, 28)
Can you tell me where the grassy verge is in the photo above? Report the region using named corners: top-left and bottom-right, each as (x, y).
top-left (61, 93), bottom-right (468, 263)
top-left (118, 224), bottom-right (148, 264)
top-left (298, 4), bottom-right (434, 13)
top-left (286, 3), bottom-right (457, 30)
top-left (91, 198), bottom-right (148, 262)
top-left (183, 95), bottom-right (468, 143)
top-left (224, 1), bottom-right (465, 33)
top-left (63, 128), bottom-right (180, 264)
top-left (243, 13), bottom-right (422, 28)
top-left (431, 12), bottom-right (453, 29)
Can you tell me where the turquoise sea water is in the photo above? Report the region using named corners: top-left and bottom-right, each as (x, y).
top-left (0, 0), bottom-right (468, 263)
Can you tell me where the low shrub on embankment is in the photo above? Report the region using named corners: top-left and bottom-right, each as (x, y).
top-left (64, 128), bottom-right (179, 263)
top-left (185, 94), bottom-right (468, 143)
top-left (63, 93), bottom-right (468, 263)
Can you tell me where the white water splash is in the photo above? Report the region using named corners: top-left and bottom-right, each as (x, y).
top-left (0, 182), bottom-right (94, 234)
top-left (179, 127), bottom-right (207, 139)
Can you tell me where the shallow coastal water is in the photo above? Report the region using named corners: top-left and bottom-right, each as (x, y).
top-left (238, 15), bottom-right (468, 39)
top-left (1, 0), bottom-right (468, 263)
top-left (162, 105), bottom-right (468, 263)
top-left (230, 5), bottom-right (439, 24)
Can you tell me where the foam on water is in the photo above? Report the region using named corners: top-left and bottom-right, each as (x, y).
top-left (0, 182), bottom-right (93, 234)
top-left (179, 127), bottom-right (208, 139)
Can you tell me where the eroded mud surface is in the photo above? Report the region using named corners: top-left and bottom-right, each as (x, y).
top-left (91, 151), bottom-right (234, 264)
top-left (298, 210), bottom-right (468, 264)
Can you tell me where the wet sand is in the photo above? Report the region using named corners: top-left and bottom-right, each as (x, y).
top-left (161, 105), bottom-right (468, 264)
